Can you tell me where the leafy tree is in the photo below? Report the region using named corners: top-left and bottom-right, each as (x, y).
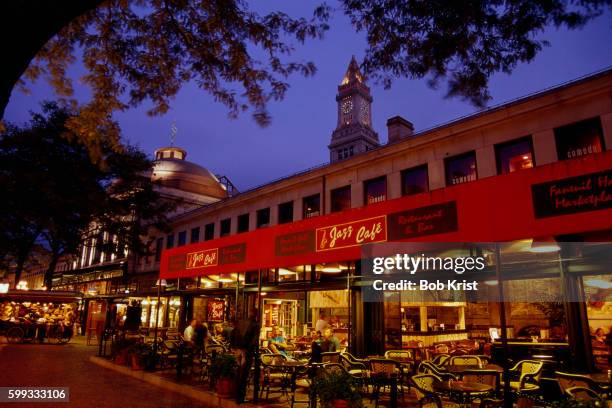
top-left (0, 0), bottom-right (331, 158)
top-left (0, 102), bottom-right (172, 289)
top-left (343, 0), bottom-right (611, 106)
top-left (1, 0), bottom-right (609, 152)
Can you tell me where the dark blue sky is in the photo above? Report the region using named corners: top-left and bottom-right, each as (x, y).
top-left (5, 2), bottom-right (612, 191)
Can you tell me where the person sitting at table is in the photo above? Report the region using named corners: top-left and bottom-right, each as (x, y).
top-left (211, 323), bottom-right (226, 345)
top-left (268, 325), bottom-right (290, 356)
top-left (594, 327), bottom-right (606, 345)
top-left (321, 328), bottom-right (341, 352)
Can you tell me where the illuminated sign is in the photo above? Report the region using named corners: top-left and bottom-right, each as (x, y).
top-left (186, 248), bottom-right (218, 269)
top-left (316, 215), bottom-right (387, 251)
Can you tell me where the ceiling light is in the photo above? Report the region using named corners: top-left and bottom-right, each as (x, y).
top-left (484, 280), bottom-right (499, 286)
top-left (279, 268), bottom-right (297, 276)
top-left (322, 266), bottom-right (342, 273)
top-left (584, 279), bottom-right (612, 289)
top-left (529, 238), bottom-right (560, 253)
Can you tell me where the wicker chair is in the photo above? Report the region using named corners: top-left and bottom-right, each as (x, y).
top-left (384, 350), bottom-right (414, 390)
top-left (565, 386), bottom-right (601, 400)
top-left (321, 351), bottom-right (341, 364)
top-left (419, 361), bottom-right (458, 381)
top-left (411, 374), bottom-right (460, 408)
top-left (462, 369), bottom-right (500, 399)
top-left (501, 360), bottom-right (543, 395)
top-left (369, 359), bottom-right (402, 408)
top-left (449, 355), bottom-right (482, 366)
top-left (432, 354), bottom-right (451, 366)
top-left (260, 354), bottom-right (290, 400)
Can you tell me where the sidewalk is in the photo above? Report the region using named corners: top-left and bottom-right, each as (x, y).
top-left (88, 356), bottom-right (288, 407)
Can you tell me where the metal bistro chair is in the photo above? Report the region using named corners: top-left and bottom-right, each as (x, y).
top-left (555, 371), bottom-right (606, 397)
top-left (369, 358), bottom-right (402, 408)
top-left (501, 360), bottom-right (543, 396)
top-left (419, 361), bottom-right (458, 381)
top-left (461, 369), bottom-right (500, 400)
top-left (384, 350), bottom-right (414, 392)
top-left (449, 355), bottom-right (482, 367)
top-left (321, 351), bottom-right (342, 364)
top-left (432, 354), bottom-right (451, 366)
top-left (565, 386), bottom-right (601, 401)
top-left (411, 373), bottom-right (460, 408)
top-left (260, 353), bottom-right (290, 401)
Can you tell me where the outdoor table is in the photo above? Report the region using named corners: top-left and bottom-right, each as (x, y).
top-left (267, 359), bottom-right (308, 397)
top-left (434, 380), bottom-right (494, 406)
top-left (445, 364), bottom-right (504, 374)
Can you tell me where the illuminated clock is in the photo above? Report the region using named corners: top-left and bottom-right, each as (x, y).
top-left (341, 98), bottom-right (353, 114)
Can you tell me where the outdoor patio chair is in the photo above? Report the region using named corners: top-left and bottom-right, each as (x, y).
top-left (418, 361), bottom-right (458, 381)
top-left (432, 354), bottom-right (451, 366)
top-left (555, 371), bottom-right (606, 397)
top-left (411, 373), bottom-right (460, 408)
top-left (501, 360), bottom-right (543, 395)
top-left (321, 351), bottom-right (341, 364)
top-left (369, 359), bottom-right (402, 408)
top-left (449, 355), bottom-right (482, 366)
top-left (565, 386), bottom-right (601, 400)
top-left (384, 350), bottom-right (413, 390)
top-left (259, 353), bottom-right (290, 400)
top-left (340, 353), bottom-right (368, 378)
top-left (461, 369), bottom-right (500, 399)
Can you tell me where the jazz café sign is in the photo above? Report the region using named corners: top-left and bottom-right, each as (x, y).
top-left (316, 216), bottom-right (387, 251)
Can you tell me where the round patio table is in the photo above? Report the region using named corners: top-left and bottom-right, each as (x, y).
top-left (434, 380), bottom-right (494, 406)
top-left (445, 364), bottom-right (503, 374)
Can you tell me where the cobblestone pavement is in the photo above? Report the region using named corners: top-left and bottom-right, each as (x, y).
top-left (0, 336), bottom-right (204, 408)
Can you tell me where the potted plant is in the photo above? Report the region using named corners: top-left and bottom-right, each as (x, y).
top-left (130, 342), bottom-right (152, 370)
top-left (210, 353), bottom-right (238, 397)
top-left (312, 369), bottom-right (362, 408)
top-left (112, 337), bottom-right (135, 366)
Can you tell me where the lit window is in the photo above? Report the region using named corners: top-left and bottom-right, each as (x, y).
top-left (364, 176), bottom-right (387, 205)
top-left (401, 165), bottom-right (429, 196)
top-left (495, 137), bottom-right (534, 174)
top-left (445, 152), bottom-right (477, 186)
top-left (331, 185), bottom-right (351, 213)
top-left (554, 117), bottom-right (605, 161)
top-left (303, 194), bottom-right (320, 218)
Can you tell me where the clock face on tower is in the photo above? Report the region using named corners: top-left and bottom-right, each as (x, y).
top-left (341, 98), bottom-right (353, 114)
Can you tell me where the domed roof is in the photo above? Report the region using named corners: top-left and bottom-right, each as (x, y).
top-left (151, 147), bottom-right (227, 199)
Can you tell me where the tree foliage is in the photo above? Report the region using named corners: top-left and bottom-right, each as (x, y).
top-left (7, 0), bottom-right (330, 159)
top-left (342, 0), bottom-right (611, 106)
top-left (0, 102), bottom-right (173, 288)
top-left (1, 0), bottom-right (610, 155)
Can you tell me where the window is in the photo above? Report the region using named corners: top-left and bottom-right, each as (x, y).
top-left (364, 176), bottom-right (387, 205)
top-left (303, 194), bottom-right (320, 219)
top-left (166, 234), bottom-right (175, 249)
top-left (155, 237), bottom-right (163, 262)
top-left (257, 208), bottom-right (270, 228)
top-left (337, 146), bottom-right (355, 161)
top-left (554, 117), bottom-right (604, 161)
top-left (237, 213), bottom-right (249, 233)
top-left (495, 136), bottom-right (534, 174)
top-left (331, 185), bottom-right (351, 212)
top-left (445, 151), bottom-right (477, 186)
top-left (401, 165), bottom-right (429, 196)
top-left (278, 201), bottom-right (294, 224)
top-left (204, 223), bottom-right (215, 241)
top-left (177, 231), bottom-right (187, 246)
top-left (190, 227), bottom-right (200, 244)
top-left (220, 218), bottom-right (231, 237)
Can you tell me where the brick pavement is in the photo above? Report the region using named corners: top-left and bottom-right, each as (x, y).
top-left (0, 336), bottom-right (204, 407)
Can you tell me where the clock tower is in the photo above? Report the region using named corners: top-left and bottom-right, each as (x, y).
top-left (329, 56), bottom-right (379, 162)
